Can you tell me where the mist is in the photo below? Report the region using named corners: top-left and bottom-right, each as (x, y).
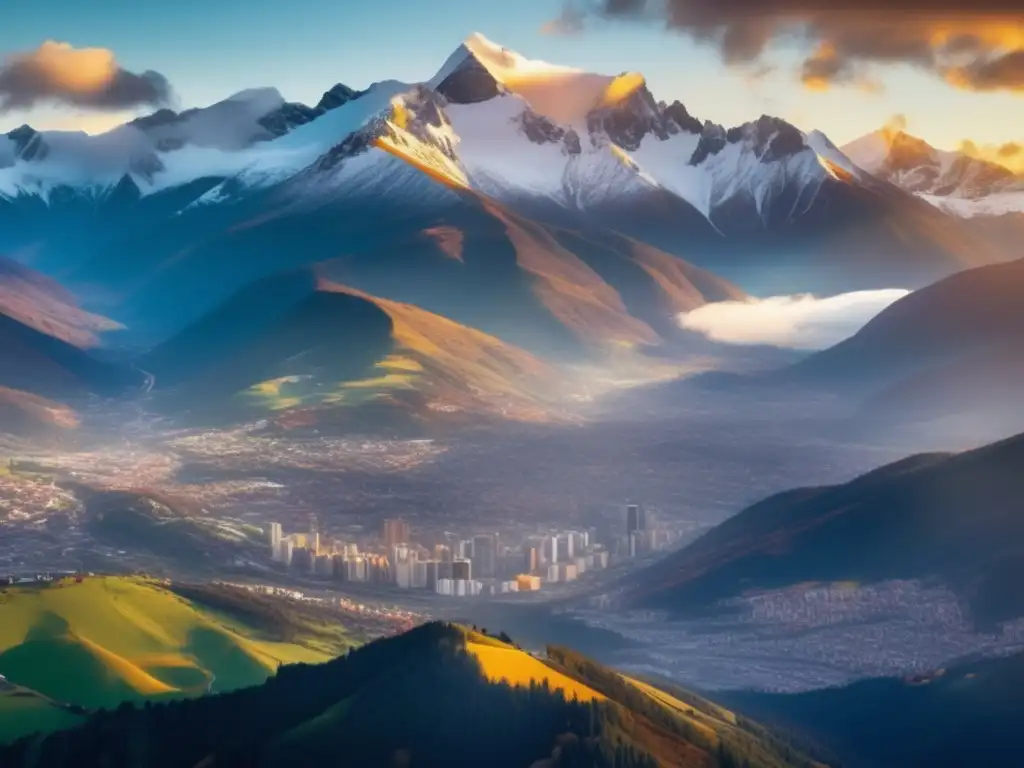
top-left (679, 289), bottom-right (910, 350)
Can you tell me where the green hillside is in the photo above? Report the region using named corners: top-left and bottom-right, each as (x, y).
top-left (0, 577), bottom-right (354, 743)
top-left (0, 622), bottom-right (823, 768)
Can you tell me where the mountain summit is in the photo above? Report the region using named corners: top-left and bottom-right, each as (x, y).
top-left (842, 128), bottom-right (1024, 217)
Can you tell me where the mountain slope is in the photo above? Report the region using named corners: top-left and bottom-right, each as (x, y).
top-left (789, 257), bottom-right (1024, 426)
top-left (623, 431), bottom-right (1024, 628)
top-left (725, 651), bottom-right (1024, 768)
top-left (0, 257), bottom-right (121, 348)
top-left (0, 621), bottom-right (821, 768)
top-left (0, 387), bottom-right (79, 438)
top-left (137, 266), bottom-right (567, 426)
top-left (0, 310), bottom-right (142, 401)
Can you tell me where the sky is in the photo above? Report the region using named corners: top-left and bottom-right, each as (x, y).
top-left (1, 0), bottom-right (1022, 160)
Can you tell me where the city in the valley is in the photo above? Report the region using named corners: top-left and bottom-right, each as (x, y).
top-left (265, 503), bottom-right (672, 598)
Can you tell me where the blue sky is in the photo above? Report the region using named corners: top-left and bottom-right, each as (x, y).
top-left (2, 0), bottom-right (1021, 154)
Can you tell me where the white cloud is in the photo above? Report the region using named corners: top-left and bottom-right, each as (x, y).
top-left (679, 289), bottom-right (910, 350)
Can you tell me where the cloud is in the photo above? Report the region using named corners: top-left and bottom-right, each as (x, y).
top-left (0, 41), bottom-right (172, 113)
top-left (540, 5), bottom-right (587, 35)
top-left (557, 1), bottom-right (1024, 92)
top-left (957, 137), bottom-right (1024, 172)
top-left (678, 289), bottom-right (910, 349)
top-left (882, 113), bottom-right (909, 138)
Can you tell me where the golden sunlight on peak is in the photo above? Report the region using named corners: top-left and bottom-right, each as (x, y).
top-left (597, 72), bottom-right (646, 108)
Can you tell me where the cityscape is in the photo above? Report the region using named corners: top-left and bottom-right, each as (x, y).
top-left (265, 503), bottom-right (679, 598)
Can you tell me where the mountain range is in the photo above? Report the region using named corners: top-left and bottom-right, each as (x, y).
top-left (0, 33), bottom-right (1019, 434)
top-left (842, 128), bottom-right (1024, 218)
top-left (1, 34), bottom-right (1013, 297)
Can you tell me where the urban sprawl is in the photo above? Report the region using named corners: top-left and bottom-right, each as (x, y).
top-left (266, 504), bottom-right (674, 597)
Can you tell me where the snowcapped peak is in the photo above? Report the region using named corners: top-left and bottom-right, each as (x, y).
top-left (432, 33), bottom-right (628, 127)
top-left (805, 130), bottom-right (863, 180)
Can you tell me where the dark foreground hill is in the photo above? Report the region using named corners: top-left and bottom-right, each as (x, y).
top-left (624, 431), bottom-right (1024, 628)
top-left (0, 622), bottom-right (821, 768)
top-left (723, 651), bottom-right (1024, 768)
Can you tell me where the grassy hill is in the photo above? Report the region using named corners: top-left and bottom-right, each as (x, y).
top-left (0, 622), bottom-right (821, 768)
top-left (723, 651), bottom-right (1024, 768)
top-left (624, 431), bottom-right (1024, 627)
top-left (0, 577), bottom-right (354, 743)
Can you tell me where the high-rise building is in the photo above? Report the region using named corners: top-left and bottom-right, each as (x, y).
top-left (291, 546), bottom-right (315, 573)
top-left (523, 546), bottom-right (538, 574)
top-left (308, 513), bottom-right (320, 555)
top-left (395, 560), bottom-right (414, 589)
top-left (452, 558), bottom-right (472, 581)
top-left (314, 554), bottom-right (333, 577)
top-left (472, 534), bottom-right (497, 578)
top-left (413, 560), bottom-right (428, 588)
top-left (382, 518), bottom-right (411, 548)
top-left (544, 535), bottom-right (558, 565)
top-left (457, 539), bottom-right (474, 560)
top-left (626, 504), bottom-right (639, 534)
top-left (275, 538), bottom-right (294, 566)
top-left (434, 544), bottom-right (452, 562)
top-left (546, 564), bottom-right (559, 583)
top-left (557, 534), bottom-right (573, 561)
top-left (438, 560), bottom-right (454, 581)
top-left (267, 522), bottom-right (283, 550)
top-left (628, 530), bottom-right (640, 558)
top-left (425, 560), bottom-right (439, 591)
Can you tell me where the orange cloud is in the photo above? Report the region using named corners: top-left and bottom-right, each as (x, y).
top-left (0, 40), bottom-right (172, 112)
top-left (958, 138), bottom-right (1024, 173)
top-left (567, 2), bottom-right (1024, 93)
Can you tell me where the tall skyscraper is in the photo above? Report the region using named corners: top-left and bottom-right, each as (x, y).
top-left (308, 513), bottom-right (320, 555)
top-left (425, 560), bottom-right (439, 591)
top-left (383, 518), bottom-right (410, 548)
top-left (267, 522), bottom-right (283, 549)
top-left (472, 534), bottom-right (497, 578)
top-left (524, 546), bottom-right (538, 574)
top-left (626, 504), bottom-right (641, 535)
top-left (544, 535), bottom-right (558, 565)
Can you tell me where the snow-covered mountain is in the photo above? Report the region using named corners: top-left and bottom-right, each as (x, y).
top-left (843, 129), bottom-right (1024, 218)
top-left (0, 33), bottom-right (1009, 296)
top-left (0, 34), bottom-right (862, 225)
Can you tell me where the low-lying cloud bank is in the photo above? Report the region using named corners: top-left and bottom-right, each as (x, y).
top-left (679, 289), bottom-right (910, 350)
